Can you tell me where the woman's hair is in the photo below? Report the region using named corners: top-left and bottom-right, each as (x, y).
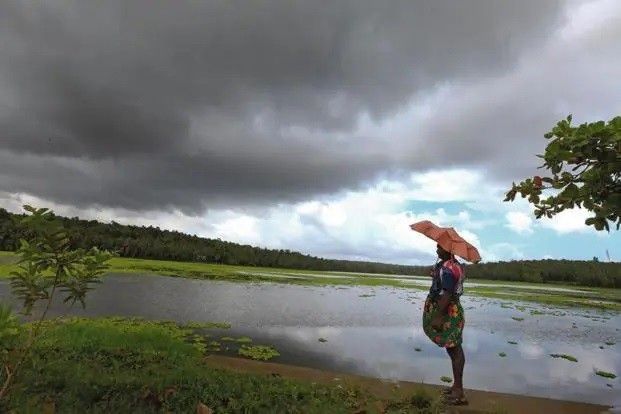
top-left (437, 244), bottom-right (452, 261)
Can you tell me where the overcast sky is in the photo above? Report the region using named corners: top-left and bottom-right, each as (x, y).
top-left (1, 0), bottom-right (620, 265)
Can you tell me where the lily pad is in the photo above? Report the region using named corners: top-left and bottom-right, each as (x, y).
top-left (440, 376), bottom-right (452, 383)
top-left (604, 341), bottom-right (616, 346)
top-left (414, 347), bottom-right (422, 352)
top-left (220, 336), bottom-right (253, 343)
top-left (511, 317), bottom-right (524, 322)
top-left (550, 354), bottom-right (578, 362)
top-left (318, 338), bottom-right (328, 343)
top-left (507, 341), bottom-right (518, 345)
top-left (202, 322), bottom-right (231, 329)
top-left (595, 370), bottom-right (617, 379)
top-left (238, 345), bottom-right (280, 361)
top-left (498, 352), bottom-right (507, 357)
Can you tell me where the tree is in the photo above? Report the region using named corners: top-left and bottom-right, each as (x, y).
top-left (0, 205), bottom-right (112, 400)
top-left (505, 115), bottom-right (621, 231)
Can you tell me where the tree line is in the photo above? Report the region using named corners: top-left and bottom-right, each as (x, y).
top-left (0, 207), bottom-right (619, 287)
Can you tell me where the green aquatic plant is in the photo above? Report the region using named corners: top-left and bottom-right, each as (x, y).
top-left (550, 354), bottom-right (578, 362)
top-left (511, 317), bottom-right (524, 321)
top-left (595, 370), bottom-right (617, 379)
top-left (507, 341), bottom-right (518, 345)
top-left (604, 341), bottom-right (616, 346)
top-left (498, 352), bottom-right (507, 357)
top-left (238, 345), bottom-right (280, 361)
top-left (414, 347), bottom-right (422, 352)
top-left (220, 336), bottom-right (252, 343)
top-left (318, 338), bottom-right (328, 343)
top-left (203, 322), bottom-right (231, 329)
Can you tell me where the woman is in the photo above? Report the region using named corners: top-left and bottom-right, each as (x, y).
top-left (422, 244), bottom-right (467, 405)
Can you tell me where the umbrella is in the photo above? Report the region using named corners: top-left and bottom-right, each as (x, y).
top-left (410, 220), bottom-right (481, 263)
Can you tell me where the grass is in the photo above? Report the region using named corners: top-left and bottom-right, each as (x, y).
top-left (1, 251), bottom-right (620, 310)
top-left (2, 317), bottom-right (442, 413)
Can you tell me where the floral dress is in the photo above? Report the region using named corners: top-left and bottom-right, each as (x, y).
top-left (422, 259), bottom-right (465, 348)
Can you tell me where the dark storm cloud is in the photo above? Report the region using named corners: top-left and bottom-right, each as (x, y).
top-left (0, 0), bottom-right (564, 212)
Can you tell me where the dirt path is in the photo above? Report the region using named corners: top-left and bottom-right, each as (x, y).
top-left (204, 355), bottom-right (612, 414)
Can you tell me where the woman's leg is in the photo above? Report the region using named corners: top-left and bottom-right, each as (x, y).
top-left (446, 345), bottom-right (465, 396)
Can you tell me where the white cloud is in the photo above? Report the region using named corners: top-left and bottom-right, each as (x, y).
top-left (407, 170), bottom-right (483, 202)
top-left (505, 211), bottom-right (534, 235)
top-left (539, 208), bottom-right (595, 235)
top-left (483, 243), bottom-right (525, 262)
top-left (1, 169), bottom-right (496, 265)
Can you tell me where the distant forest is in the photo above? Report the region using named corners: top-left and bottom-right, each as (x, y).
top-left (1, 207), bottom-right (619, 288)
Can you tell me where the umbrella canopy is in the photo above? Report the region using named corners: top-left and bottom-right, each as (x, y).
top-left (410, 220), bottom-right (481, 263)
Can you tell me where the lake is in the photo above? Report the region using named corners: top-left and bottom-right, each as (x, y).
top-left (1, 273), bottom-right (619, 408)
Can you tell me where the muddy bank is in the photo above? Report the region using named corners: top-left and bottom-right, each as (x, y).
top-left (204, 355), bottom-right (612, 414)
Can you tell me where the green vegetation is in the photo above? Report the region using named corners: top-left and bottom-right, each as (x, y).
top-left (498, 352), bottom-right (507, 357)
top-left (220, 336), bottom-right (252, 344)
top-left (507, 341), bottom-right (518, 345)
top-left (384, 389), bottom-right (443, 413)
top-left (604, 341), bottom-right (616, 346)
top-left (1, 206), bottom-right (112, 401)
top-left (2, 207), bottom-right (621, 288)
top-left (440, 376), bottom-right (452, 383)
top-left (414, 347), bottom-right (422, 352)
top-left (466, 260), bottom-right (621, 288)
top-left (0, 207), bottom-right (418, 276)
top-left (238, 345), bottom-right (280, 361)
top-left (595, 370), bottom-right (617, 379)
top-left (0, 317), bottom-right (441, 413)
top-left (550, 354), bottom-right (578, 362)
top-left (511, 317), bottom-right (524, 322)
top-left (2, 253), bottom-right (621, 310)
top-left (505, 115), bottom-right (621, 231)
top-left (318, 338), bottom-right (328, 343)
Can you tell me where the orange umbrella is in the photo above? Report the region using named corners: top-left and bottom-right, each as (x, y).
top-left (410, 220), bottom-right (481, 263)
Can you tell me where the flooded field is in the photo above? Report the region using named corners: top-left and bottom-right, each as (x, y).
top-left (1, 273), bottom-right (619, 408)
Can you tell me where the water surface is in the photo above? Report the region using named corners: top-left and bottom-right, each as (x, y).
top-left (1, 274), bottom-right (619, 407)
